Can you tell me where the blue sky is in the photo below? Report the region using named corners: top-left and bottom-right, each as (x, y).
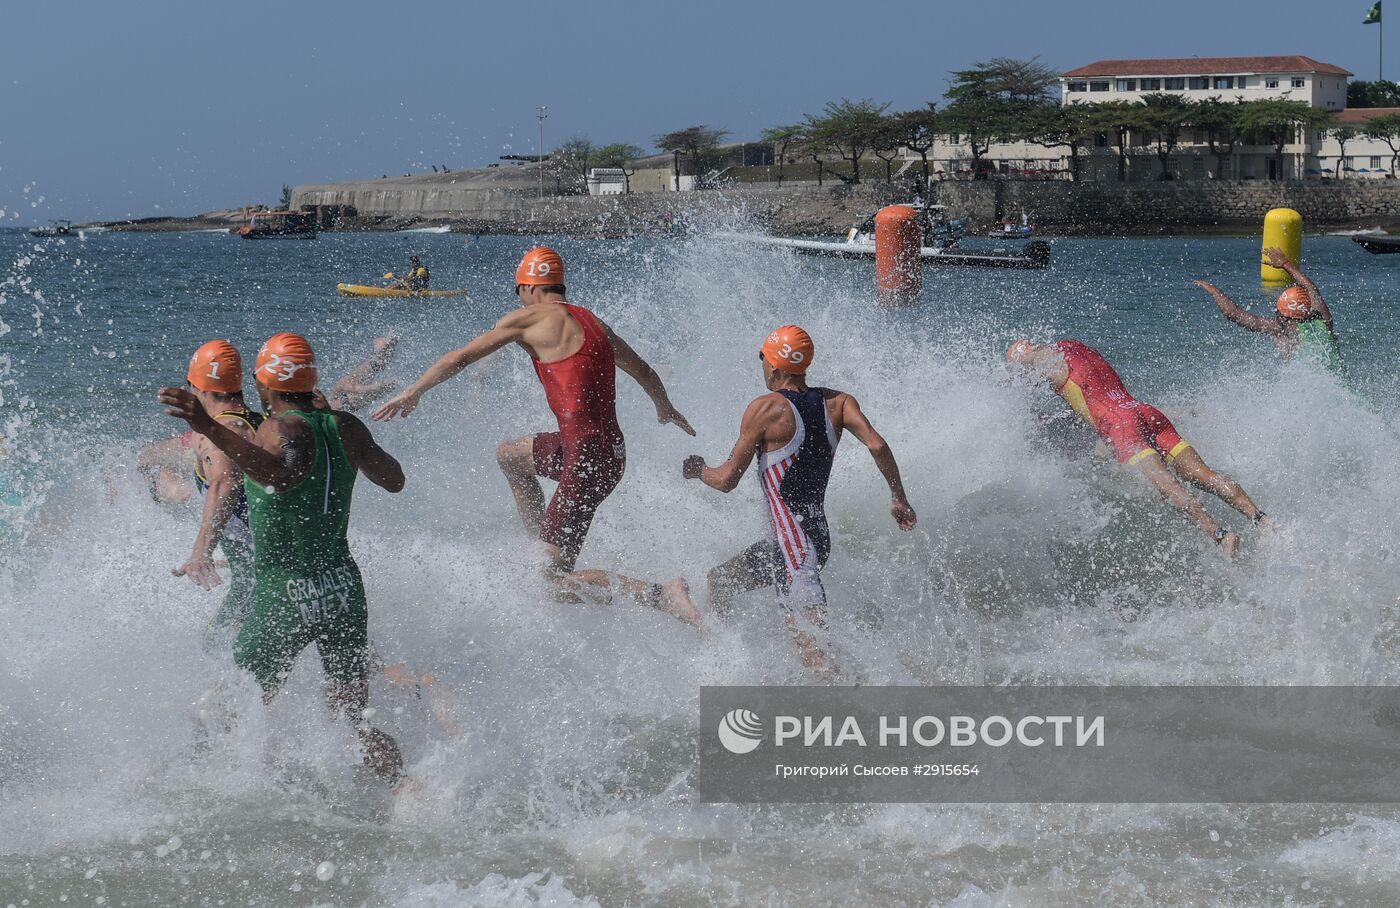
top-left (0, 0), bottom-right (1390, 221)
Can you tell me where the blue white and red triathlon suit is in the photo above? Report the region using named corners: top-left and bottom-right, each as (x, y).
top-left (743, 388), bottom-right (838, 612)
top-left (530, 303), bottom-right (627, 570)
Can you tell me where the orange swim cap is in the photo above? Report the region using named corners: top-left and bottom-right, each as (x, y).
top-left (254, 332), bottom-right (318, 392)
top-left (186, 339), bottom-right (243, 393)
top-left (761, 325), bottom-right (814, 374)
top-left (515, 246), bottom-right (565, 286)
top-left (1276, 287), bottom-right (1312, 319)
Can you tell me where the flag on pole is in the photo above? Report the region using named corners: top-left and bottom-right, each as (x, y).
top-left (1365, 1), bottom-right (1382, 24)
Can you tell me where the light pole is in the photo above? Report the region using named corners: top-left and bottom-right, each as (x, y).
top-left (536, 105), bottom-right (548, 199)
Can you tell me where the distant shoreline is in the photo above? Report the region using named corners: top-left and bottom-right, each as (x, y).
top-left (54, 178), bottom-right (1400, 238)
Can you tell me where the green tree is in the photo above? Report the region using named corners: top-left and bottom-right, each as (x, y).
top-left (1084, 101), bottom-right (1145, 182)
top-left (760, 124), bottom-right (805, 187)
top-left (1329, 121), bottom-right (1362, 177)
top-left (941, 57), bottom-right (1059, 174)
top-left (552, 137), bottom-right (594, 193)
top-left (1236, 100), bottom-right (1332, 180)
top-left (1139, 93), bottom-right (1190, 180)
top-left (1192, 97), bottom-right (1244, 179)
top-left (655, 125), bottom-right (729, 185)
top-left (870, 115), bottom-right (907, 183)
top-left (592, 142), bottom-right (644, 192)
top-left (1023, 103), bottom-right (1093, 180)
top-left (896, 106), bottom-right (940, 187)
top-left (1362, 112), bottom-right (1400, 175)
top-left (1347, 79), bottom-right (1400, 108)
top-left (280, 184), bottom-right (292, 207)
top-left (806, 98), bottom-right (890, 184)
top-left (796, 135), bottom-right (832, 187)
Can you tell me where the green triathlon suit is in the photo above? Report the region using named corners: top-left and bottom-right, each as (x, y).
top-left (194, 409), bottom-right (263, 652)
top-left (1295, 318), bottom-right (1345, 379)
top-left (234, 409), bottom-right (369, 693)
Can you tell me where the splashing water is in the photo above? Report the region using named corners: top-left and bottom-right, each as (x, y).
top-left (2, 219), bottom-right (1400, 905)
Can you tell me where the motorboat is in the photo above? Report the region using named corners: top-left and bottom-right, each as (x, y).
top-left (724, 202), bottom-right (1050, 269)
top-left (987, 213), bottom-right (1035, 239)
top-left (238, 210), bottom-right (318, 239)
top-left (29, 219), bottom-right (74, 238)
top-left (1352, 233), bottom-right (1400, 254)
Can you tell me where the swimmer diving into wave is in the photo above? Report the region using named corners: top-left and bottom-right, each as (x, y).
top-left (1006, 338), bottom-right (1273, 556)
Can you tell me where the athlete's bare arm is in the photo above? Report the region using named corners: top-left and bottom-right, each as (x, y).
top-left (831, 392), bottom-right (917, 530)
top-left (598, 320), bottom-right (695, 436)
top-left (175, 417), bottom-right (255, 589)
top-left (137, 435), bottom-right (187, 477)
top-left (334, 411), bottom-right (405, 492)
top-left (371, 309), bottom-right (537, 421)
top-left (1194, 280), bottom-right (1281, 335)
top-left (682, 395), bottom-right (784, 492)
top-left (158, 387), bottom-right (313, 492)
top-left (1263, 247), bottom-right (1335, 332)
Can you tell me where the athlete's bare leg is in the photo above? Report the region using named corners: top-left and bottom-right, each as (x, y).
top-left (1134, 455), bottom-right (1240, 556)
top-left (327, 680), bottom-right (404, 782)
top-left (1168, 448), bottom-right (1271, 527)
top-left (562, 566), bottom-right (702, 626)
top-left (785, 609), bottom-right (834, 676)
top-left (496, 435), bottom-right (547, 537)
top-left (706, 550), bottom-right (771, 619)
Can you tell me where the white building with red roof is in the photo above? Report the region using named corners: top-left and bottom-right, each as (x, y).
top-left (1061, 56), bottom-right (1351, 111)
top-left (895, 54), bottom-right (1400, 183)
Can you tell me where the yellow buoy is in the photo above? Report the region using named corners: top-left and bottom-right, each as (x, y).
top-left (1261, 208), bottom-right (1302, 283)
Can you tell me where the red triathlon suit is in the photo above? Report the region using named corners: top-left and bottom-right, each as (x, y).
top-left (1053, 340), bottom-right (1191, 466)
top-left (530, 303), bottom-right (626, 569)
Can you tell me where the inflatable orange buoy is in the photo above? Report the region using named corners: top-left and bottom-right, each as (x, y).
top-left (875, 205), bottom-right (922, 306)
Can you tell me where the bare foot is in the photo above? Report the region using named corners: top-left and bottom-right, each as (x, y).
top-left (660, 577), bottom-right (703, 626)
top-left (1255, 514), bottom-right (1278, 532)
top-left (1220, 532), bottom-right (1241, 559)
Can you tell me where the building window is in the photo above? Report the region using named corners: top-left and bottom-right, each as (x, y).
top-left (1265, 77), bottom-right (1280, 88)
top-left (1237, 76), bottom-right (1250, 89)
top-left (1373, 156), bottom-right (1384, 169)
top-left (1291, 77), bottom-right (1306, 88)
top-left (1213, 76), bottom-right (1234, 89)
top-left (1116, 79), bottom-right (1137, 91)
top-left (1165, 78), bottom-right (1186, 90)
top-left (1141, 78), bottom-right (1162, 90)
top-left (1188, 76), bottom-right (1209, 90)
top-left (1095, 132), bottom-right (1109, 147)
top-left (1090, 81), bottom-right (1110, 92)
top-left (1067, 81), bottom-right (1087, 92)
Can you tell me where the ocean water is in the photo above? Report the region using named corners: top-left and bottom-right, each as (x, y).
top-left (2, 219), bottom-right (1400, 906)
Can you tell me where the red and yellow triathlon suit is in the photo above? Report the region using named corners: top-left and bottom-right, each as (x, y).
top-left (1054, 340), bottom-right (1191, 466)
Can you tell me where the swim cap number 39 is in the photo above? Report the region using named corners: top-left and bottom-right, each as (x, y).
top-left (761, 325), bottom-right (814, 374)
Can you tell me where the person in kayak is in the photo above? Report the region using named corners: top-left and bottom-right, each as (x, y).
top-left (159, 332), bottom-right (407, 783)
top-left (1006, 339), bottom-right (1272, 556)
top-left (1193, 247), bottom-right (1343, 377)
top-left (388, 256), bottom-right (429, 292)
top-left (166, 340), bottom-right (265, 651)
top-left (372, 246), bottom-right (701, 623)
top-left (682, 326), bottom-right (917, 671)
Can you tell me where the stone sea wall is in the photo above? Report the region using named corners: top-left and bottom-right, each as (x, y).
top-left (290, 178), bottom-right (1400, 235)
top-left (934, 179), bottom-right (1400, 233)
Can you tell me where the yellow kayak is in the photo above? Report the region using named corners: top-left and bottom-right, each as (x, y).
top-left (337, 283), bottom-right (467, 298)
